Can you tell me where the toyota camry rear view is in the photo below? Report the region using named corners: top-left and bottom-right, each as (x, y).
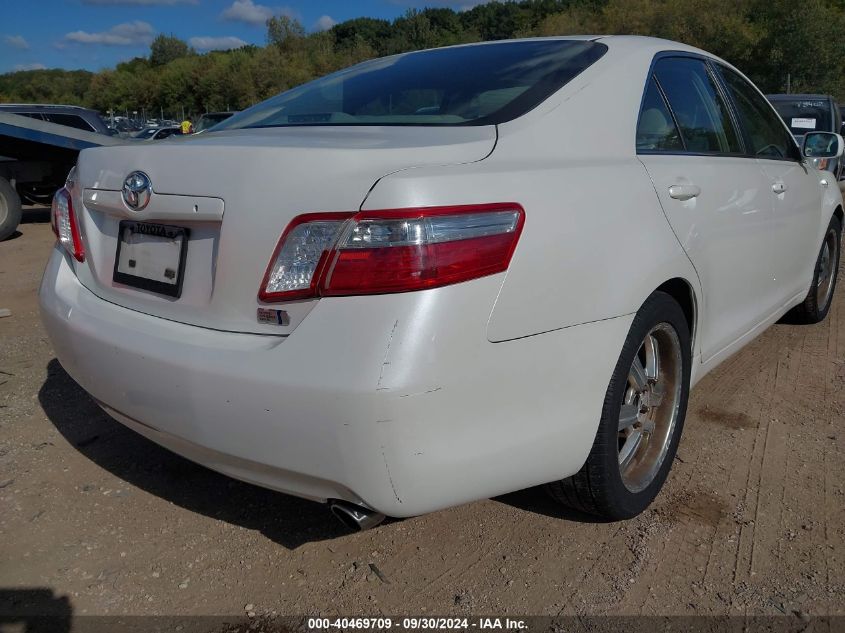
top-left (39, 36), bottom-right (844, 528)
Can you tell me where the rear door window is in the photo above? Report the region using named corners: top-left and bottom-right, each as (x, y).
top-left (653, 57), bottom-right (742, 155)
top-left (636, 76), bottom-right (684, 152)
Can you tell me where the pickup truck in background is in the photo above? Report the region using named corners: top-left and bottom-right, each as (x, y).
top-left (0, 105), bottom-right (122, 241)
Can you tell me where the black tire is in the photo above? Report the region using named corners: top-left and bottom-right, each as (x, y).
top-left (0, 177), bottom-right (23, 242)
top-left (787, 214), bottom-right (841, 325)
top-left (546, 291), bottom-right (691, 520)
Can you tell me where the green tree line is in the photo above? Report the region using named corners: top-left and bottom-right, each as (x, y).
top-left (1, 0), bottom-right (844, 118)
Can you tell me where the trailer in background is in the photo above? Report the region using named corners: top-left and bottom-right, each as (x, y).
top-left (0, 112), bottom-right (124, 240)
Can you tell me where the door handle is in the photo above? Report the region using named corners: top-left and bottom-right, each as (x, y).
top-left (668, 184), bottom-right (701, 201)
top-left (772, 182), bottom-right (788, 194)
top-left (821, 179), bottom-right (830, 188)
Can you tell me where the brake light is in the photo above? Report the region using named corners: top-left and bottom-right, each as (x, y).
top-left (259, 203), bottom-right (524, 301)
top-left (51, 187), bottom-right (85, 262)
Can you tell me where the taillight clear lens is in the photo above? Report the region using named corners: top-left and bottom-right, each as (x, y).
top-left (51, 187), bottom-right (85, 262)
top-left (259, 204), bottom-right (524, 302)
top-left (258, 213), bottom-right (351, 302)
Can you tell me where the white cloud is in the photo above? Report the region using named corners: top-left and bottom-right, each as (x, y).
top-left (189, 36), bottom-right (249, 51)
top-left (14, 62), bottom-right (47, 71)
top-left (4, 35), bottom-right (29, 50)
top-left (83, 0), bottom-right (198, 5)
top-left (221, 0), bottom-right (272, 25)
top-left (220, 0), bottom-right (297, 26)
top-left (313, 15), bottom-right (337, 31)
top-left (64, 21), bottom-right (155, 46)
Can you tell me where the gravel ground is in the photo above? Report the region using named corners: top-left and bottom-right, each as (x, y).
top-left (1, 213), bottom-right (844, 620)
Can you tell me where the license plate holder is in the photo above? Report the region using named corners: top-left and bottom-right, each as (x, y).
top-left (113, 220), bottom-right (189, 298)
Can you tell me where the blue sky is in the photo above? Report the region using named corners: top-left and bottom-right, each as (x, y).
top-left (1, 0), bottom-right (487, 74)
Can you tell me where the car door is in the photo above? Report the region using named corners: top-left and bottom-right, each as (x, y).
top-left (714, 65), bottom-right (823, 303)
top-left (637, 55), bottom-right (779, 362)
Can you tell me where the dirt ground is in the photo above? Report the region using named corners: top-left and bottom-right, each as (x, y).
top-left (1, 211), bottom-right (844, 619)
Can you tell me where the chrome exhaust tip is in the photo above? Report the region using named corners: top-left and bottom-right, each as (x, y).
top-left (329, 500), bottom-right (386, 531)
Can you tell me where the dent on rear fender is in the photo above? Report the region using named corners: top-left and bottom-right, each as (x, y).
top-left (373, 317), bottom-right (446, 398)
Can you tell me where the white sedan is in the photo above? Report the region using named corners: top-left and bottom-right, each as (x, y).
top-left (40, 36), bottom-right (843, 529)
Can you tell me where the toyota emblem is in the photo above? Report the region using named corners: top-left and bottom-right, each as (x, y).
top-left (122, 171), bottom-right (152, 211)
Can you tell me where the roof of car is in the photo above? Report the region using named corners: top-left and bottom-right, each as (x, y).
top-left (0, 103), bottom-right (100, 113)
top-left (398, 35), bottom-right (723, 69)
top-left (397, 34), bottom-right (698, 50)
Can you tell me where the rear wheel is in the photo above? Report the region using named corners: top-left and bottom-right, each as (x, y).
top-left (787, 214), bottom-right (841, 324)
top-left (546, 291), bottom-right (691, 520)
top-left (0, 177), bottom-right (22, 242)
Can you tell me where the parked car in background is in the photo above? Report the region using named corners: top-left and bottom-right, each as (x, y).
top-left (194, 111), bottom-right (236, 133)
top-left (767, 94), bottom-right (844, 178)
top-left (132, 126), bottom-right (182, 141)
top-left (40, 37), bottom-right (844, 529)
top-left (0, 104), bottom-right (112, 135)
top-left (107, 118), bottom-right (143, 138)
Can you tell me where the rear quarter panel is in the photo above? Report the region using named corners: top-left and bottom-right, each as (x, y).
top-left (365, 158), bottom-right (697, 343)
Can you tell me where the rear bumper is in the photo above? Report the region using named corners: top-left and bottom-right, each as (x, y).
top-left (39, 248), bottom-right (633, 517)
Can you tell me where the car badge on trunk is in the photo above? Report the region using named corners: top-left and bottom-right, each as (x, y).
top-left (122, 171), bottom-right (152, 211)
top-left (257, 308), bottom-right (290, 326)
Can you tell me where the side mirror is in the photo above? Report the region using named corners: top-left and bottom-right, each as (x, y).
top-left (803, 131), bottom-right (844, 159)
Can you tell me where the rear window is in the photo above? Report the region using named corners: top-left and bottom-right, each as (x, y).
top-left (769, 98), bottom-right (832, 135)
top-left (217, 40), bottom-right (607, 129)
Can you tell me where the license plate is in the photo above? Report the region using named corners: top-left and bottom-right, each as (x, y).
top-left (113, 221), bottom-right (189, 298)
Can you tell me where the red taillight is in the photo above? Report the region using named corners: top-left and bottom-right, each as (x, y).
top-left (259, 203), bottom-right (524, 302)
top-left (51, 187), bottom-right (85, 262)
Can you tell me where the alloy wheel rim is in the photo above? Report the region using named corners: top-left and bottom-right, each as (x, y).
top-left (816, 227), bottom-right (838, 310)
top-left (617, 323), bottom-right (683, 493)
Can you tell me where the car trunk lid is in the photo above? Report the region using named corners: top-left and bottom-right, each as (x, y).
top-left (72, 125), bottom-right (496, 335)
